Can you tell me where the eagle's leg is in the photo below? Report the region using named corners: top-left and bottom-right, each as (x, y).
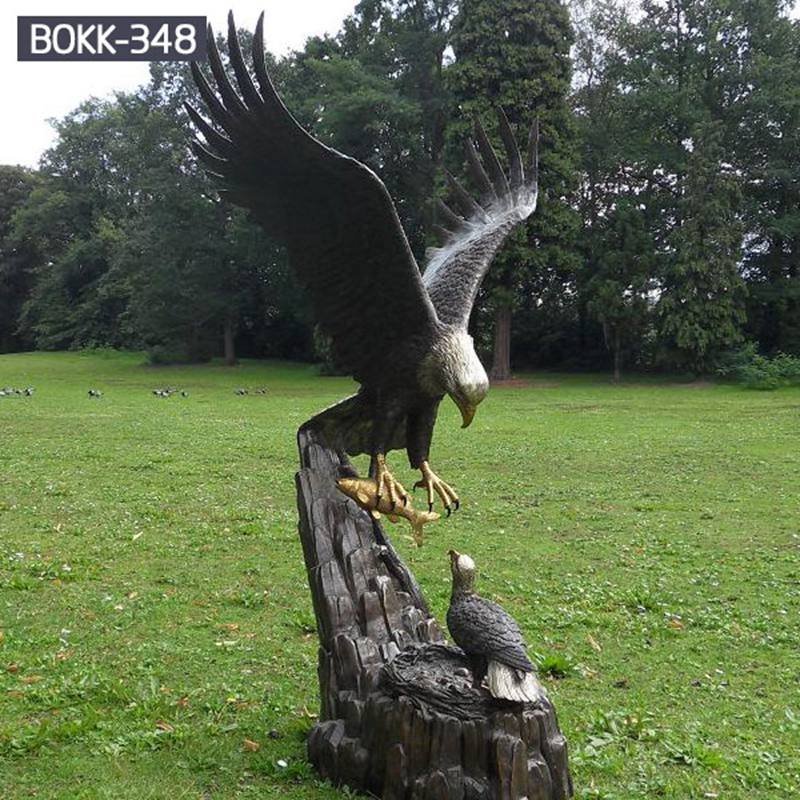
top-left (414, 460), bottom-right (459, 516)
top-left (370, 453), bottom-right (409, 511)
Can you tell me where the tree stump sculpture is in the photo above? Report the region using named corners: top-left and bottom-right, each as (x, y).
top-left (296, 428), bottom-right (573, 799)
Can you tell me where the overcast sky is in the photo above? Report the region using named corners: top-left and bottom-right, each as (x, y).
top-left (4, 2), bottom-right (799, 168)
top-left (2, 1), bottom-right (358, 167)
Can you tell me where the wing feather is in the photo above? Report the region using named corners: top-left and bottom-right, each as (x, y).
top-left (448, 594), bottom-right (534, 673)
top-left (474, 118), bottom-right (511, 198)
top-left (423, 113), bottom-right (539, 329)
top-left (187, 13), bottom-right (438, 383)
top-left (465, 139), bottom-right (497, 203)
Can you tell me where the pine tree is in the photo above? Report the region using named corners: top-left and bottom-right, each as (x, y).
top-left (586, 201), bottom-right (657, 381)
top-left (737, 3), bottom-right (800, 355)
top-left (447, 0), bottom-right (579, 379)
top-left (657, 123), bottom-right (746, 371)
top-left (596, 0), bottom-right (751, 372)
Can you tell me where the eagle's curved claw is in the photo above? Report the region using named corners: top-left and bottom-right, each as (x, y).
top-left (373, 453), bottom-right (409, 511)
top-left (414, 461), bottom-right (459, 515)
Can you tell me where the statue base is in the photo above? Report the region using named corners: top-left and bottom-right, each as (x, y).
top-left (296, 428), bottom-right (573, 799)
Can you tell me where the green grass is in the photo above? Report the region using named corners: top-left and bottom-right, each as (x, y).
top-left (1, 350), bottom-right (798, 799)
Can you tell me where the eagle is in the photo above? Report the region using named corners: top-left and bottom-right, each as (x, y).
top-left (187, 13), bottom-right (539, 514)
top-left (447, 550), bottom-right (545, 703)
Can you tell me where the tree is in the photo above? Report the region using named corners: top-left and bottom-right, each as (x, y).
top-left (284, 49), bottom-right (429, 250)
top-left (315, 0), bottom-right (457, 254)
top-left (11, 38), bottom-right (291, 363)
top-left (448, 0), bottom-right (579, 380)
top-left (0, 166), bottom-right (39, 352)
top-left (572, 0), bottom-right (653, 376)
top-left (12, 95), bottom-right (176, 350)
top-left (8, 1), bottom-right (796, 374)
top-left (113, 179), bottom-right (223, 363)
top-left (736, 4), bottom-right (800, 355)
top-left (657, 123), bottom-right (746, 370)
top-left (135, 50), bottom-right (277, 364)
top-left (586, 201), bottom-right (656, 380)
top-left (581, 0), bottom-right (752, 372)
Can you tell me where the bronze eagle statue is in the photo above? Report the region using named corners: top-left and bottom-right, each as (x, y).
top-left (187, 13), bottom-right (539, 514)
top-left (447, 550), bottom-right (545, 703)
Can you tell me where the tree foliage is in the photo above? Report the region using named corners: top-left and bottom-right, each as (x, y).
top-left (0, 165), bottom-right (39, 352)
top-left (572, 0), bottom-right (798, 375)
top-left (1, 0), bottom-right (798, 379)
top-left (448, 0), bottom-right (579, 379)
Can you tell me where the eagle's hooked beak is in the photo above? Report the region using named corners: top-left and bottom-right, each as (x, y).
top-left (453, 396), bottom-right (477, 428)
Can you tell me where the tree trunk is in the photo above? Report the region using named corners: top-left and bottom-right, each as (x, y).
top-left (490, 305), bottom-right (512, 383)
top-left (613, 331), bottom-right (622, 383)
top-left (295, 427), bottom-right (573, 799)
top-left (223, 321), bottom-right (237, 367)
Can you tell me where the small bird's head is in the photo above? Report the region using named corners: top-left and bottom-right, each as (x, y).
top-left (449, 549), bottom-right (477, 593)
top-left (421, 331), bottom-right (489, 428)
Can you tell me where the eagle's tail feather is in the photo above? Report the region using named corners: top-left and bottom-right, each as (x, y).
top-left (301, 394), bottom-right (371, 456)
top-left (301, 394), bottom-right (407, 458)
top-left (487, 660), bottom-right (546, 704)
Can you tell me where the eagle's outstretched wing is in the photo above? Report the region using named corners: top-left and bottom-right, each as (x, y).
top-left (186, 13), bottom-right (438, 383)
top-left (423, 113), bottom-right (539, 329)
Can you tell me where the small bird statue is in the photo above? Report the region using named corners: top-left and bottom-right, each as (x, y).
top-left (447, 550), bottom-right (545, 704)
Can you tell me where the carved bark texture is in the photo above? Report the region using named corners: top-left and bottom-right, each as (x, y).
top-left (296, 427), bottom-right (573, 799)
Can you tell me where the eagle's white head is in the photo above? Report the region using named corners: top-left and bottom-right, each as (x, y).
top-left (449, 549), bottom-right (477, 593)
top-left (420, 330), bottom-right (489, 427)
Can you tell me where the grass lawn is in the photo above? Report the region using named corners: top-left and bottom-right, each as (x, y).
top-left (0, 350), bottom-right (798, 800)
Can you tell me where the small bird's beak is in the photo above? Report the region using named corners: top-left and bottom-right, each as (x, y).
top-left (453, 397), bottom-right (477, 428)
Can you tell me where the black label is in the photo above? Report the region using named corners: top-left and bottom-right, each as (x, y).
top-left (18, 17), bottom-right (207, 61)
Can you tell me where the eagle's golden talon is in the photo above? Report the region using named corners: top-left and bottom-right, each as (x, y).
top-left (412, 477), bottom-right (435, 512)
top-left (416, 460), bottom-right (459, 515)
top-left (337, 476), bottom-right (440, 545)
top-left (374, 453), bottom-right (408, 511)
